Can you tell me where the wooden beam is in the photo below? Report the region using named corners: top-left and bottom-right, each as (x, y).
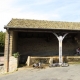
top-left (27, 56), bottom-right (31, 66)
top-left (53, 33), bottom-right (68, 65)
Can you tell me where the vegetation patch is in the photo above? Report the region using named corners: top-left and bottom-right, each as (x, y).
top-left (0, 31), bottom-right (5, 52)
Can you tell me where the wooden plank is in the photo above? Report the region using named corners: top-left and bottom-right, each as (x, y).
top-left (27, 56), bottom-right (31, 66)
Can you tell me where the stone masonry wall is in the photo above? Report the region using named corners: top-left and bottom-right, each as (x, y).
top-left (9, 31), bottom-right (18, 72)
top-left (18, 33), bottom-right (80, 57)
top-left (18, 38), bottom-right (58, 56)
top-left (4, 31), bottom-right (9, 72)
top-left (9, 31), bottom-right (13, 56)
top-left (4, 31), bottom-right (80, 71)
top-left (4, 31), bottom-right (17, 73)
top-left (9, 56), bottom-right (18, 72)
top-left (12, 32), bottom-right (17, 54)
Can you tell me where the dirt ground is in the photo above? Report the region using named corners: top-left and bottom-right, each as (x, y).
top-left (0, 64), bottom-right (80, 80)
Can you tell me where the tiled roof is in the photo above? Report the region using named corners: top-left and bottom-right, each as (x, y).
top-left (5, 18), bottom-right (80, 30)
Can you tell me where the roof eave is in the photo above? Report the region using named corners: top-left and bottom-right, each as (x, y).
top-left (4, 26), bottom-right (80, 31)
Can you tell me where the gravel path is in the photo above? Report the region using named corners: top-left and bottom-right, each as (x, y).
top-left (0, 64), bottom-right (80, 80)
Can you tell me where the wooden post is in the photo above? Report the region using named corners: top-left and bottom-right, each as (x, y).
top-left (58, 36), bottom-right (63, 65)
top-left (53, 33), bottom-right (68, 65)
top-left (27, 56), bottom-right (30, 66)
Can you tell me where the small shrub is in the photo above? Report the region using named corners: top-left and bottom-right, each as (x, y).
top-left (13, 52), bottom-right (20, 58)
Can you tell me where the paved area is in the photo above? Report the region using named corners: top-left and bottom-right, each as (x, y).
top-left (0, 64), bottom-right (80, 80)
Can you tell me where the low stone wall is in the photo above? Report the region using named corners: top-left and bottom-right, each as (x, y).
top-left (9, 56), bottom-right (18, 72)
top-left (0, 66), bottom-right (4, 75)
top-left (27, 56), bottom-right (80, 66)
top-left (0, 56), bottom-right (18, 74)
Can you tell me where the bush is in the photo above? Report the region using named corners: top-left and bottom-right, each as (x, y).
top-left (0, 31), bottom-right (5, 52)
top-left (13, 52), bottom-right (20, 58)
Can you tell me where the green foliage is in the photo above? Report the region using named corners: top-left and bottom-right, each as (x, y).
top-left (0, 31), bottom-right (5, 52)
top-left (13, 52), bottom-right (20, 58)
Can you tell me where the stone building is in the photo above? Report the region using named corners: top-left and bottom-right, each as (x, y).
top-left (4, 18), bottom-right (80, 72)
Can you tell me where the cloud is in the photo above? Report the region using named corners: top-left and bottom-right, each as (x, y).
top-left (30, 0), bottom-right (54, 5)
top-left (0, 0), bottom-right (80, 31)
top-left (0, 0), bottom-right (17, 31)
top-left (47, 0), bottom-right (80, 22)
top-left (0, 0), bottom-right (59, 31)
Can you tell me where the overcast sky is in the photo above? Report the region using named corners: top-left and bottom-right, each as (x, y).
top-left (0, 0), bottom-right (80, 31)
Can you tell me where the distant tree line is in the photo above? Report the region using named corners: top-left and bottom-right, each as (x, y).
top-left (0, 31), bottom-right (5, 52)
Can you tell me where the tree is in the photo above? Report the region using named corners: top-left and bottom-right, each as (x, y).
top-left (0, 31), bottom-right (5, 52)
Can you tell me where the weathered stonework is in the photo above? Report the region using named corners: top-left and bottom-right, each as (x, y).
top-left (9, 56), bottom-right (18, 72)
top-left (12, 32), bottom-right (17, 55)
top-left (4, 31), bottom-right (9, 72)
top-left (4, 29), bottom-right (80, 72)
top-left (18, 37), bottom-right (58, 56)
top-left (4, 31), bottom-right (18, 73)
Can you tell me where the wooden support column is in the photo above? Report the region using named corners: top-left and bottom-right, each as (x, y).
top-left (58, 36), bottom-right (63, 65)
top-left (53, 33), bottom-right (68, 65)
top-left (27, 56), bottom-right (31, 66)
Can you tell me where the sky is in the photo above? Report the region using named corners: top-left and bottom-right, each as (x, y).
top-left (0, 0), bottom-right (80, 31)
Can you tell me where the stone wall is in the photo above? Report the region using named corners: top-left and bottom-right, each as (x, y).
top-left (9, 31), bottom-right (17, 56)
top-left (4, 31), bottom-right (9, 72)
top-left (12, 32), bottom-right (17, 54)
top-left (63, 33), bottom-right (80, 55)
top-left (4, 31), bottom-right (18, 73)
top-left (18, 37), bottom-right (58, 56)
top-left (17, 33), bottom-right (80, 64)
top-left (4, 31), bottom-right (80, 72)
top-left (8, 31), bottom-right (18, 72)
top-left (9, 56), bottom-right (18, 72)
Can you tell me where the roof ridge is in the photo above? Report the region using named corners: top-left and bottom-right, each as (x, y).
top-left (11, 18), bottom-right (80, 23)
